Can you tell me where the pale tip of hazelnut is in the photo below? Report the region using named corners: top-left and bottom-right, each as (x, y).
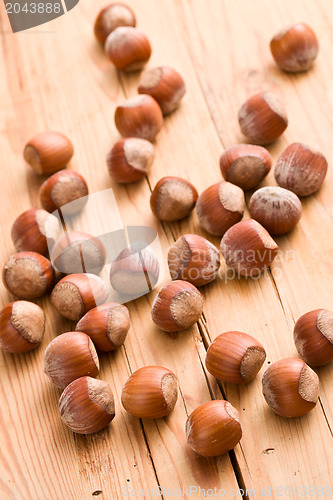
top-left (240, 347), bottom-right (266, 383)
top-left (121, 94), bottom-right (148, 108)
top-left (139, 67), bottom-right (163, 88)
top-left (88, 337), bottom-right (100, 371)
top-left (106, 305), bottom-right (130, 347)
top-left (169, 289), bottom-right (204, 329)
top-left (35, 209), bottom-right (59, 240)
top-left (263, 91), bottom-right (288, 124)
top-left (24, 145), bottom-right (42, 173)
top-left (157, 180), bottom-right (196, 221)
top-left (4, 256), bottom-right (49, 299)
top-left (11, 301), bottom-right (45, 344)
top-left (87, 377), bottom-right (115, 415)
top-left (161, 373), bottom-right (178, 411)
top-left (317, 309), bottom-right (333, 343)
top-left (224, 401), bottom-right (240, 423)
top-left (252, 219), bottom-right (279, 250)
top-left (219, 182), bottom-right (245, 213)
top-left (51, 281), bottom-right (84, 320)
top-left (298, 364), bottom-right (319, 404)
top-left (123, 137), bottom-right (155, 173)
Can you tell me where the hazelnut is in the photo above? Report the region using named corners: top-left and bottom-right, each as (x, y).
top-left (105, 26), bottom-right (151, 71)
top-left (220, 219), bottom-right (279, 278)
top-left (150, 176), bottom-right (198, 222)
top-left (11, 208), bottom-right (59, 256)
top-left (51, 231), bottom-right (106, 275)
top-left (270, 23), bottom-right (319, 72)
top-left (94, 3), bottom-right (136, 45)
top-left (107, 138), bottom-right (155, 183)
top-left (39, 169), bottom-right (89, 214)
top-left (151, 280), bottom-right (204, 332)
top-left (51, 273), bottom-right (108, 321)
top-left (294, 309), bottom-right (333, 366)
top-left (76, 302), bottom-right (130, 352)
top-left (24, 131), bottom-right (74, 175)
top-left (0, 301), bottom-right (45, 354)
top-left (219, 144), bottom-right (272, 190)
top-left (121, 365), bottom-right (178, 419)
top-left (138, 66), bottom-right (186, 115)
top-left (44, 332), bottom-right (99, 389)
top-left (167, 234), bottom-right (220, 287)
top-left (238, 91), bottom-right (288, 145)
top-left (248, 186), bottom-right (302, 235)
top-left (196, 182), bottom-right (245, 237)
top-left (3, 252), bottom-right (54, 299)
top-left (110, 244), bottom-right (160, 296)
top-left (185, 400), bottom-right (242, 457)
top-left (274, 142), bottom-right (328, 197)
top-left (115, 94), bottom-right (163, 142)
top-left (262, 358), bottom-right (319, 418)
top-left (59, 376), bottom-right (115, 434)
top-left (205, 331), bottom-right (266, 384)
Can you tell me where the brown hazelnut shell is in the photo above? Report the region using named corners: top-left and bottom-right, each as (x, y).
top-left (205, 331), bottom-right (266, 384)
top-left (150, 176), bottom-right (198, 222)
top-left (94, 3), bottom-right (136, 45)
top-left (196, 182), bottom-right (245, 237)
top-left (11, 208), bottom-right (59, 256)
top-left (51, 231), bottom-right (106, 275)
top-left (274, 142), bottom-right (328, 197)
top-left (238, 91), bottom-right (288, 145)
top-left (138, 66), bottom-right (186, 115)
top-left (0, 301), bottom-right (45, 353)
top-left (59, 376), bottom-right (115, 434)
top-left (110, 245), bottom-right (160, 296)
top-left (24, 131), bottom-right (74, 175)
top-left (39, 169), bottom-right (88, 214)
top-left (219, 144), bottom-right (272, 190)
top-left (105, 26), bottom-right (151, 71)
top-left (107, 138), bottom-right (155, 183)
top-left (44, 331), bottom-right (99, 389)
top-left (167, 234), bottom-right (220, 287)
top-left (76, 302), bottom-right (130, 352)
top-left (50, 273), bottom-right (108, 321)
top-left (220, 219), bottom-right (279, 277)
top-left (115, 95), bottom-right (163, 142)
top-left (121, 365), bottom-right (178, 419)
top-left (186, 400), bottom-right (242, 457)
top-left (294, 309), bottom-right (333, 366)
top-left (151, 280), bottom-right (204, 332)
top-left (248, 186), bottom-right (302, 235)
top-left (262, 358), bottom-right (319, 418)
top-left (3, 252), bottom-right (55, 300)
top-left (270, 23), bottom-right (319, 72)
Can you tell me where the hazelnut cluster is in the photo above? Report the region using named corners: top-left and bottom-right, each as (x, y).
top-left (95, 5), bottom-right (187, 187)
top-left (96, 8), bottom-right (186, 182)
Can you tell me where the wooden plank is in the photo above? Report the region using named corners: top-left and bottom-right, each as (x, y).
top-left (0, 3), bottom-right (159, 498)
top-left (178, 0), bottom-right (333, 493)
top-left (0, 0), bottom-right (239, 497)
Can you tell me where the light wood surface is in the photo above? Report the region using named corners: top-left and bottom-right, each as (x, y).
top-left (0, 0), bottom-right (332, 498)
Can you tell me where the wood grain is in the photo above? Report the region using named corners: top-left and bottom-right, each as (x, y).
top-left (0, 0), bottom-right (332, 498)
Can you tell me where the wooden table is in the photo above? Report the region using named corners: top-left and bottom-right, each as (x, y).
top-left (0, 0), bottom-right (332, 498)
